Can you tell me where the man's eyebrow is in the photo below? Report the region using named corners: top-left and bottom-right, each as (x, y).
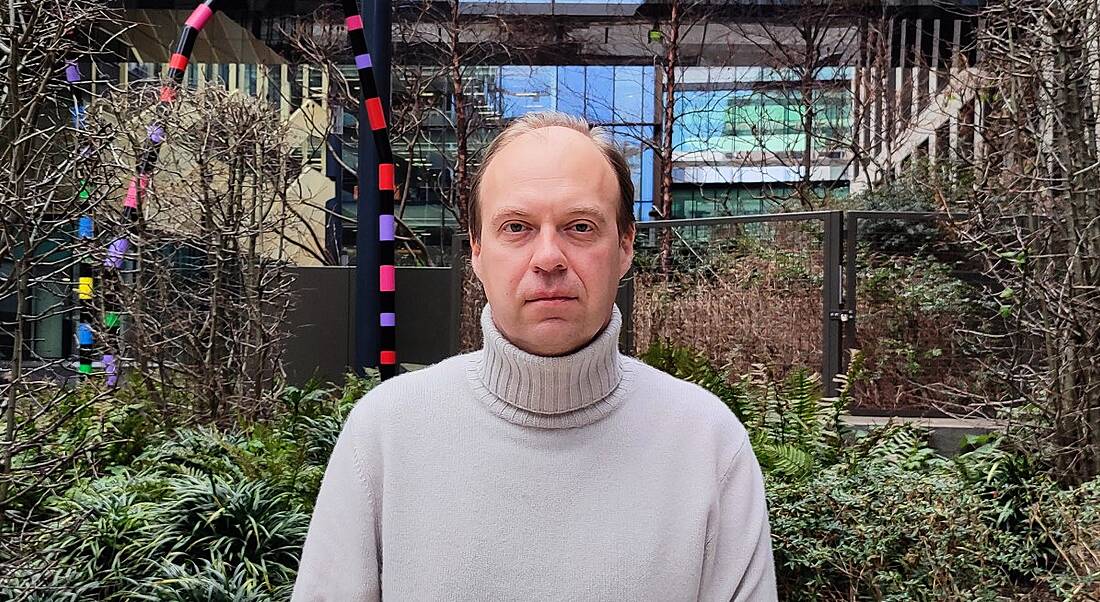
top-left (488, 205), bottom-right (609, 224)
top-left (563, 206), bottom-right (608, 222)
top-left (488, 206), bottom-right (534, 225)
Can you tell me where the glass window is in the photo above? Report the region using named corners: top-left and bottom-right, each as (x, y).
top-left (585, 66), bottom-right (614, 123)
top-left (499, 66), bottom-right (555, 118)
top-left (674, 90), bottom-right (733, 154)
top-left (641, 66), bottom-right (655, 120)
top-left (613, 66), bottom-right (645, 122)
top-left (556, 66), bottom-right (585, 117)
top-left (246, 64), bottom-right (259, 96)
top-left (268, 66), bottom-right (282, 106)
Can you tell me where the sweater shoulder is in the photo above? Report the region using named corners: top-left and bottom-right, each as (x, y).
top-left (622, 356), bottom-right (750, 462)
top-left (343, 352), bottom-right (476, 431)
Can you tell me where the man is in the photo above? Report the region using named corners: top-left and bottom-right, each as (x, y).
top-left (293, 111), bottom-right (777, 601)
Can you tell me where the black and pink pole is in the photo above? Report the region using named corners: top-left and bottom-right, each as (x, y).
top-left (341, 0), bottom-right (397, 381)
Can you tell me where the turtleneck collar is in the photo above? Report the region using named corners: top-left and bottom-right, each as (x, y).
top-left (466, 303), bottom-right (631, 429)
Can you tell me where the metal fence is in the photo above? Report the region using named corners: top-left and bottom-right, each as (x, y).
top-left (633, 210), bottom-right (988, 413)
top-left (842, 211), bottom-right (993, 413)
top-left (285, 210), bottom-right (992, 414)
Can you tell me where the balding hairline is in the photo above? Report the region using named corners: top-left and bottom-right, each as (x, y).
top-left (468, 111), bottom-right (636, 243)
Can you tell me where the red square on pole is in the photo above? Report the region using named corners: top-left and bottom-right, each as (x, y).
top-left (366, 97), bottom-right (386, 131)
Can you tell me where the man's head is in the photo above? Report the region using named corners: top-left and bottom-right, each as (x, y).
top-left (470, 111), bottom-right (636, 357)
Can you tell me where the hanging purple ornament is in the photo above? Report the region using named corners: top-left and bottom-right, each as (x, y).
top-left (105, 238), bottom-right (130, 269)
top-left (65, 62), bottom-right (81, 83)
top-left (103, 354), bottom-right (119, 387)
top-left (147, 125), bottom-right (166, 144)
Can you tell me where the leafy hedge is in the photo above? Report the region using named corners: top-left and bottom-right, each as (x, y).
top-left (3, 357), bottom-right (1099, 600)
top-left (643, 340), bottom-right (1099, 600)
top-left (3, 377), bottom-right (371, 601)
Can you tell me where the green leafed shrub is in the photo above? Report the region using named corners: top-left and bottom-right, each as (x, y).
top-left (767, 462), bottom-right (1048, 601)
top-left (2, 377), bottom-right (372, 600)
top-left (12, 466), bottom-right (309, 600)
top-left (642, 340), bottom-right (859, 479)
top-left (640, 341), bottom-right (1094, 599)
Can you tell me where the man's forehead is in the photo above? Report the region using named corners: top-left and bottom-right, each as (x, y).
top-left (491, 127), bottom-right (603, 167)
top-left (484, 129), bottom-right (613, 187)
top-left (511, 125), bottom-right (590, 145)
top-left (479, 125), bottom-right (620, 224)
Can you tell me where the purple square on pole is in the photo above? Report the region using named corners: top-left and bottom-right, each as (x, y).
top-left (65, 63), bottom-right (81, 83)
top-left (147, 125), bottom-right (166, 143)
top-left (379, 214), bottom-right (395, 241)
top-left (104, 354), bottom-right (118, 387)
top-left (355, 54), bottom-right (373, 70)
top-left (105, 238), bottom-right (130, 269)
top-left (380, 312), bottom-right (396, 327)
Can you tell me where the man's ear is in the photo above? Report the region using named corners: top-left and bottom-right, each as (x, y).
top-left (471, 235), bottom-right (482, 281)
top-left (618, 224), bottom-right (635, 280)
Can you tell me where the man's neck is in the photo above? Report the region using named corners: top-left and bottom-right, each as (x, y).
top-left (492, 314), bottom-right (614, 358)
top-left (475, 303), bottom-right (624, 417)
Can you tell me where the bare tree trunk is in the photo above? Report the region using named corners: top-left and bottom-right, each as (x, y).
top-left (951, 0), bottom-right (1100, 483)
top-left (1, 0), bottom-right (25, 510)
top-left (657, 0), bottom-right (681, 278)
top-left (450, 1), bottom-right (472, 234)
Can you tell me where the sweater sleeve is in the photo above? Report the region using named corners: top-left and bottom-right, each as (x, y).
top-left (697, 438), bottom-right (778, 602)
top-left (292, 410), bottom-right (381, 602)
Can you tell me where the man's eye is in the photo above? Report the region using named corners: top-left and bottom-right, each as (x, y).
top-left (573, 222), bottom-right (593, 233)
top-left (505, 223), bottom-right (526, 233)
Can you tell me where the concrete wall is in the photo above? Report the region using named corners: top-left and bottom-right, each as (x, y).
top-left (283, 265), bottom-right (462, 385)
top-left (283, 263), bottom-right (634, 385)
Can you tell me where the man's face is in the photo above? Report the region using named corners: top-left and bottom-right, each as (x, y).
top-left (471, 126), bottom-right (635, 356)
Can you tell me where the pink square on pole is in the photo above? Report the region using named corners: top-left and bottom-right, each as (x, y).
top-left (185, 4), bottom-right (214, 30)
top-left (380, 265), bottom-right (395, 292)
top-left (124, 178), bottom-right (140, 208)
top-left (346, 15), bottom-right (363, 30)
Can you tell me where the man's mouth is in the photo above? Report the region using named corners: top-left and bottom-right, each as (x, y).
top-left (527, 296), bottom-right (577, 303)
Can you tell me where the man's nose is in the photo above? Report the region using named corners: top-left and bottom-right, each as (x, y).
top-left (531, 229), bottom-right (567, 273)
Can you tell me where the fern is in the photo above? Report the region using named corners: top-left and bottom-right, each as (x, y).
top-left (850, 422), bottom-right (943, 472)
top-left (761, 443), bottom-right (816, 479)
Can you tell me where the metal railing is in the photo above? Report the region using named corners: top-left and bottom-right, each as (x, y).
top-left (635, 210), bottom-right (972, 403)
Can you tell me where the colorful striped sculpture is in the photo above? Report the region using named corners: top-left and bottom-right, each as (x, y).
top-left (86, 0), bottom-right (397, 383)
top-left (65, 60), bottom-right (97, 377)
top-left (339, 0), bottom-right (398, 381)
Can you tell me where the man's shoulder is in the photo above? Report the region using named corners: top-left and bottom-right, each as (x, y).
top-left (344, 352), bottom-right (477, 427)
top-left (623, 356), bottom-right (749, 453)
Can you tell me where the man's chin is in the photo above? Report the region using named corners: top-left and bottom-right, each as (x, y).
top-left (519, 320), bottom-right (586, 356)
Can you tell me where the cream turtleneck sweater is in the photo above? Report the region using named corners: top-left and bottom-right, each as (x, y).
top-left (292, 303), bottom-right (777, 601)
